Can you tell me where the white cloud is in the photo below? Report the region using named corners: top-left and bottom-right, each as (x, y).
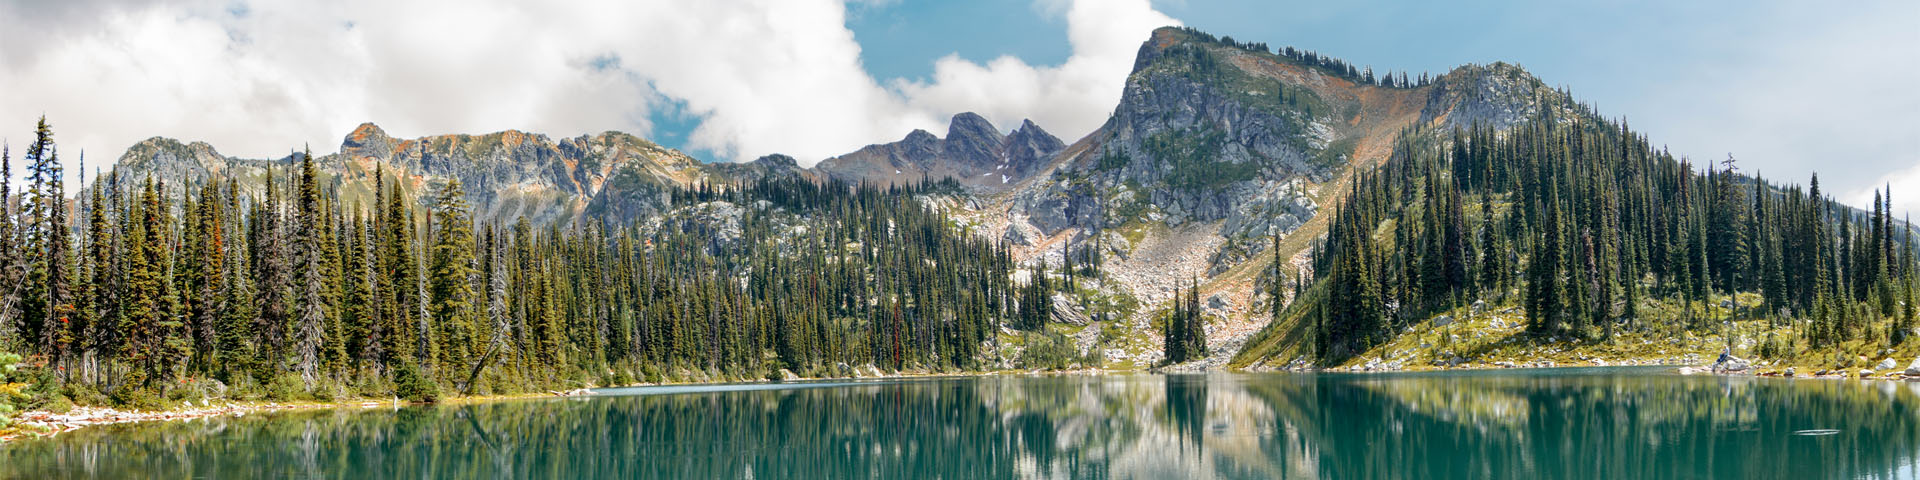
top-left (1854, 163), bottom-right (1920, 219)
top-left (893, 0), bottom-right (1179, 141)
top-left (0, 0), bottom-right (1178, 182)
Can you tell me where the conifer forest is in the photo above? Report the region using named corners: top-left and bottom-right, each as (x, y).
top-left (0, 117), bottom-right (1066, 404)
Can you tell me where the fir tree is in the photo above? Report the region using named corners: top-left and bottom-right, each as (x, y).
top-left (429, 178), bottom-right (479, 378)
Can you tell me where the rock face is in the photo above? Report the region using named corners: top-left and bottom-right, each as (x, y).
top-left (1417, 62), bottom-right (1579, 131)
top-left (1004, 28), bottom-right (1579, 242)
top-left (813, 113), bottom-right (1064, 191)
top-left (1022, 30), bottom-right (1337, 235)
top-left (112, 122), bottom-right (712, 226)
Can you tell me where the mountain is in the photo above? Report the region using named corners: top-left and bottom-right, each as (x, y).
top-left (111, 122), bottom-right (717, 225)
top-left (813, 112), bottom-right (1065, 191)
top-left (1009, 27), bottom-right (1577, 240)
top-left (99, 26), bottom-right (1592, 369)
top-left (923, 27), bottom-right (1586, 365)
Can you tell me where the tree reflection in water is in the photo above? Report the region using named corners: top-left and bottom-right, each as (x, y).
top-left (4, 369), bottom-right (1919, 479)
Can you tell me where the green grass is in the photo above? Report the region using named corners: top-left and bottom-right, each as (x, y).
top-left (1238, 287), bottom-right (1920, 376)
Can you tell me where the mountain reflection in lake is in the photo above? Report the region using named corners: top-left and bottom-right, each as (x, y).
top-left (5, 367), bottom-right (1919, 479)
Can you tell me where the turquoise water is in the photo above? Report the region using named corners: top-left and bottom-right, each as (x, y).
top-left (4, 368), bottom-right (1919, 479)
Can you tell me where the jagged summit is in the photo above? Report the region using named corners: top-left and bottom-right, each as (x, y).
top-left (341, 122), bottom-right (397, 157)
top-left (811, 112), bottom-right (1064, 191)
top-left (106, 122), bottom-right (712, 226)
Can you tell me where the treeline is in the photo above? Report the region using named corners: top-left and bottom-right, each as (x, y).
top-left (0, 117), bottom-right (1058, 405)
top-left (1300, 110), bottom-right (1919, 361)
top-left (1173, 26), bottom-right (1431, 89)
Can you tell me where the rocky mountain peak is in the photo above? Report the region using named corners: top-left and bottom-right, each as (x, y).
top-left (1420, 62), bottom-right (1581, 130)
top-left (1129, 26), bottom-right (1189, 73)
top-left (341, 122), bottom-right (397, 159)
top-left (752, 153), bottom-right (798, 169)
top-left (943, 112), bottom-right (1006, 162)
top-left (943, 113), bottom-right (1008, 172)
top-left (810, 112), bottom-right (1063, 191)
top-left (113, 136), bottom-right (235, 184)
top-left (1006, 120), bottom-right (1064, 153)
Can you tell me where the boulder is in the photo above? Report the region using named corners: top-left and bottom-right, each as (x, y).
top-left (1207, 294), bottom-right (1230, 311)
top-left (1860, 369), bottom-right (1876, 378)
top-left (1784, 367), bottom-right (1795, 377)
top-left (1907, 358), bottom-right (1920, 376)
top-left (1433, 315), bottom-right (1453, 327)
top-left (1712, 347), bottom-right (1751, 373)
top-left (1050, 294), bottom-right (1091, 326)
top-left (1878, 358), bottom-right (1899, 371)
top-left (1003, 223), bottom-right (1032, 246)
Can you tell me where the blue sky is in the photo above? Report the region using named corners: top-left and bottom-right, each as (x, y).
top-left (1, 0), bottom-right (1914, 211)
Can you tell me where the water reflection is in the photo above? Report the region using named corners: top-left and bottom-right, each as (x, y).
top-left (5, 368), bottom-right (1920, 479)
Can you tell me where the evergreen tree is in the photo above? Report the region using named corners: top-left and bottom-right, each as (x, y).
top-left (429, 178), bottom-right (479, 378)
top-left (20, 117), bottom-right (75, 362)
top-left (290, 151), bottom-right (331, 384)
top-left (252, 169), bottom-right (292, 376)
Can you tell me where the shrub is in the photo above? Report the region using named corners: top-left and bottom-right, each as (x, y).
top-left (112, 387), bottom-right (167, 411)
top-left (393, 363), bottom-right (439, 403)
top-left (264, 374), bottom-right (306, 402)
top-left (0, 351), bottom-right (25, 428)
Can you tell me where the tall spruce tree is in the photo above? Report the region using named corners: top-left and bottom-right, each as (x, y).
top-left (429, 178), bottom-right (479, 378)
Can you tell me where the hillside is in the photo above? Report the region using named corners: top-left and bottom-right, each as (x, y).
top-left (84, 25), bottom-right (1909, 380)
top-left (1229, 102), bottom-right (1920, 375)
top-left (95, 26), bottom-right (1594, 371)
top-left (933, 27), bottom-right (1588, 367)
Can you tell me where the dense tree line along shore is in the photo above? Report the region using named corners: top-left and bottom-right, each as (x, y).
top-left (0, 117), bottom-right (1078, 408)
top-left (1287, 108), bottom-right (1919, 363)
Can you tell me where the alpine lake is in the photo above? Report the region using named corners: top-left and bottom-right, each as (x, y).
top-left (4, 367), bottom-right (1919, 479)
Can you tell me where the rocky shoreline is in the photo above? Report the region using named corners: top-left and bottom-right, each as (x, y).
top-left (12, 356), bottom-right (1918, 444)
top-left (2, 401), bottom-right (387, 443)
top-left (1241, 350), bottom-right (1920, 384)
top-left (0, 388), bottom-right (595, 444)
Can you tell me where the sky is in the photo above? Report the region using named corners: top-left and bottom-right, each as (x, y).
top-left (1, 0), bottom-right (1915, 213)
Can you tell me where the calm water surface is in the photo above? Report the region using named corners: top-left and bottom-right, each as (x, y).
top-left (5, 367), bottom-right (1920, 479)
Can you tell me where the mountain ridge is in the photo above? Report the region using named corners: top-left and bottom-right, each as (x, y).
top-left (98, 25), bottom-right (1596, 369)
